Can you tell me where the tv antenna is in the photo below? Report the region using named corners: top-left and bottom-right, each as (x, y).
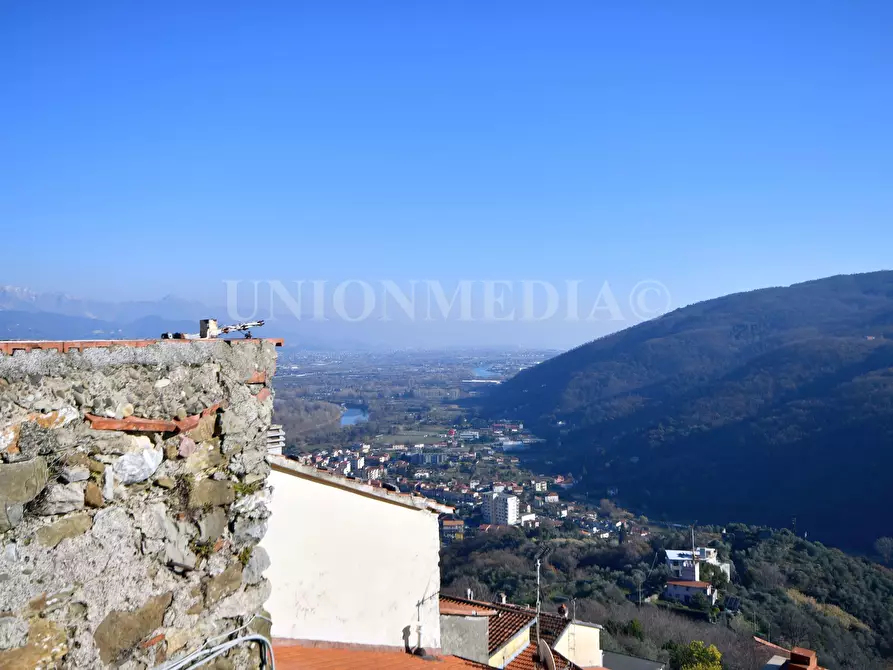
top-left (535, 546), bottom-right (552, 645)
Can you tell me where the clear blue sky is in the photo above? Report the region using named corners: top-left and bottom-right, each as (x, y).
top-left (2, 2), bottom-right (892, 346)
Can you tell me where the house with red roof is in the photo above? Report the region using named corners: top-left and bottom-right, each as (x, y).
top-left (663, 580), bottom-right (717, 606)
top-left (439, 594), bottom-right (606, 669)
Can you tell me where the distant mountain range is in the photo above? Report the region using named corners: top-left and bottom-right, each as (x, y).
top-left (0, 285), bottom-right (214, 323)
top-left (0, 286), bottom-right (216, 341)
top-left (0, 286), bottom-right (383, 349)
top-left (480, 271), bottom-right (893, 550)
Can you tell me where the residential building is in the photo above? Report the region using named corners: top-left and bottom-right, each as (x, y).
top-left (410, 452), bottom-right (450, 466)
top-left (663, 580), bottom-right (717, 606)
top-left (439, 595), bottom-right (603, 669)
top-left (519, 512), bottom-right (538, 528)
top-left (440, 518), bottom-right (466, 545)
top-left (364, 466), bottom-right (383, 480)
top-left (262, 455), bottom-right (452, 652)
top-left (458, 430), bottom-right (480, 440)
top-left (533, 480), bottom-right (548, 492)
top-left (482, 492), bottom-right (520, 526)
top-left (762, 646), bottom-right (826, 670)
top-left (665, 547), bottom-right (732, 581)
top-left (544, 493), bottom-right (559, 504)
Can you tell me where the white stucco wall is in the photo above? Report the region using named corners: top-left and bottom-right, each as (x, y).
top-left (488, 628), bottom-right (530, 668)
top-left (554, 622), bottom-right (603, 669)
top-left (261, 467), bottom-right (443, 650)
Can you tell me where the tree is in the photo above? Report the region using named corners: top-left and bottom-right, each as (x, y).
top-left (875, 536), bottom-right (893, 565)
top-left (689, 592), bottom-right (711, 613)
top-left (699, 563), bottom-right (729, 590)
top-left (671, 640), bottom-right (722, 670)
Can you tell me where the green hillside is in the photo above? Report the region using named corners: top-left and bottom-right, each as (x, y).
top-left (481, 272), bottom-right (893, 549)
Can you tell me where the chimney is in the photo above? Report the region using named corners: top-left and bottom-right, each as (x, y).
top-left (557, 604), bottom-right (569, 619)
top-left (788, 647), bottom-right (819, 670)
top-left (466, 588), bottom-right (474, 600)
top-left (499, 593), bottom-right (507, 604)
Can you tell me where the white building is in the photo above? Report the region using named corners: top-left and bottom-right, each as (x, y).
top-left (665, 547), bottom-right (732, 581)
top-left (457, 430), bottom-right (479, 440)
top-left (482, 492), bottom-right (520, 526)
top-left (262, 455), bottom-right (452, 652)
top-left (520, 512), bottom-right (538, 528)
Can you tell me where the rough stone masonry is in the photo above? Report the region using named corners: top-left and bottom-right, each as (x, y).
top-left (0, 339), bottom-right (279, 668)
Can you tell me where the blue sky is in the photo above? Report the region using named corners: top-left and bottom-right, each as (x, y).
top-left (2, 2), bottom-right (892, 347)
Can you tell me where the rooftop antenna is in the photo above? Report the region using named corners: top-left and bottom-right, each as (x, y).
top-left (534, 546), bottom-right (552, 646)
top-left (690, 521), bottom-right (700, 581)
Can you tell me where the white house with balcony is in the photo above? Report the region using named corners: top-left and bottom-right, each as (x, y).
top-left (665, 547), bottom-right (731, 581)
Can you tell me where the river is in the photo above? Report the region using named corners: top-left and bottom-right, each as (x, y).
top-left (340, 407), bottom-right (370, 426)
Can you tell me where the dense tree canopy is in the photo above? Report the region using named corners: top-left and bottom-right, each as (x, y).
top-left (441, 524), bottom-right (893, 669)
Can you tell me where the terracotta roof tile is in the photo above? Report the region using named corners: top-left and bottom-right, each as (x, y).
top-left (273, 646), bottom-right (488, 669)
top-left (533, 610), bottom-right (571, 647)
top-left (502, 643), bottom-right (586, 670)
top-left (487, 610), bottom-right (535, 655)
top-left (666, 580), bottom-right (710, 588)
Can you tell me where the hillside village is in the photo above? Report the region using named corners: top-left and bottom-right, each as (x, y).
top-left (282, 419), bottom-right (639, 544)
top-left (283, 422), bottom-right (752, 619)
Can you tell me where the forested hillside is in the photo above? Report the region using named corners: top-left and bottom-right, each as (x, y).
top-left (272, 390), bottom-right (343, 447)
top-left (441, 525), bottom-right (893, 670)
top-left (480, 272), bottom-right (893, 549)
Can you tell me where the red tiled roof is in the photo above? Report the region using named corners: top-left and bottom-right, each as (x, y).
top-left (502, 643), bottom-right (588, 670)
top-left (273, 646), bottom-right (488, 669)
top-left (790, 647), bottom-right (817, 661)
top-left (533, 610), bottom-right (571, 647)
top-left (666, 580), bottom-right (710, 588)
top-left (440, 595), bottom-right (535, 655)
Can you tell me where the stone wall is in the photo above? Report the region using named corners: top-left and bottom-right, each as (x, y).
top-left (0, 339), bottom-right (279, 668)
